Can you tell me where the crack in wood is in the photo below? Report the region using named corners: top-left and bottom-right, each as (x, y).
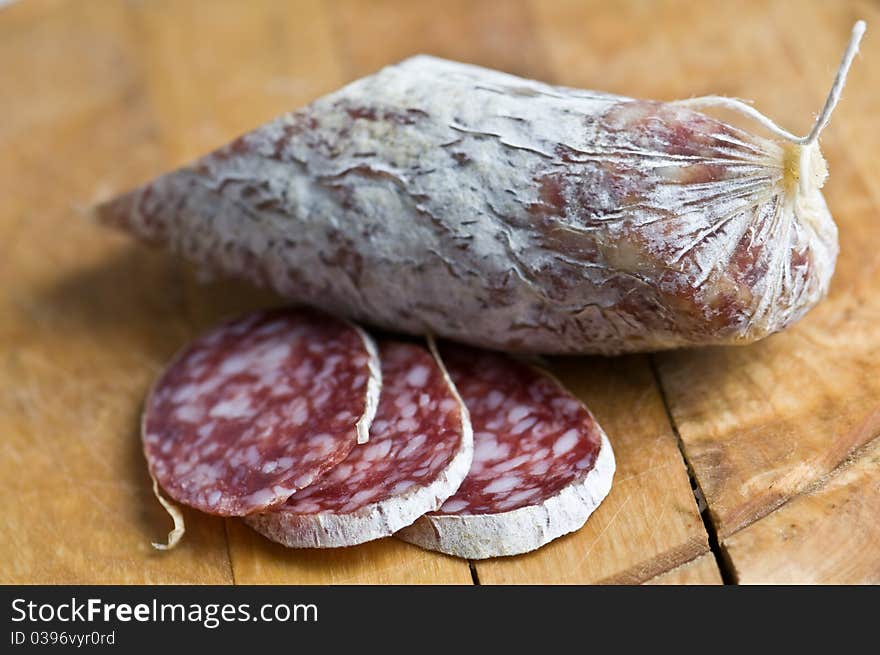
top-left (468, 561), bottom-right (481, 585)
top-left (649, 355), bottom-right (736, 584)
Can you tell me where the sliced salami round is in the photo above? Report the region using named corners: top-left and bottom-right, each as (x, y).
top-left (142, 308), bottom-right (381, 517)
top-left (245, 340), bottom-right (473, 547)
top-left (396, 345), bottom-right (615, 559)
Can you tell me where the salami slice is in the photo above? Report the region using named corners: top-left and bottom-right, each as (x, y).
top-left (143, 308), bottom-right (381, 517)
top-left (245, 340), bottom-right (473, 548)
top-left (396, 345), bottom-right (615, 559)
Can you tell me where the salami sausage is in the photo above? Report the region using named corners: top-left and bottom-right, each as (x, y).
top-left (245, 340), bottom-right (473, 548)
top-left (396, 345), bottom-right (615, 559)
top-left (95, 24), bottom-right (864, 354)
top-left (143, 308), bottom-right (381, 517)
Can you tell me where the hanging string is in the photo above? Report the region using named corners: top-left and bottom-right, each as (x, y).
top-left (673, 20), bottom-right (866, 146)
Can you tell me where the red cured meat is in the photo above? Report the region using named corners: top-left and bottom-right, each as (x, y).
top-left (439, 347), bottom-right (603, 512)
top-left (245, 340), bottom-right (473, 547)
top-left (397, 344), bottom-right (614, 558)
top-left (143, 308), bottom-right (381, 517)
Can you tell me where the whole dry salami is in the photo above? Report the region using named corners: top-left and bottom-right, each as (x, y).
top-left (397, 345), bottom-right (614, 558)
top-left (246, 340), bottom-right (473, 547)
top-left (143, 308), bottom-right (381, 517)
top-left (95, 23), bottom-right (866, 354)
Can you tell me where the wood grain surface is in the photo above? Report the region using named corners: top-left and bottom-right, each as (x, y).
top-left (1, 0), bottom-right (876, 584)
top-left (644, 553), bottom-right (723, 586)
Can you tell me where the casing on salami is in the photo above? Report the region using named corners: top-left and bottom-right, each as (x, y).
top-left (96, 23), bottom-right (865, 354)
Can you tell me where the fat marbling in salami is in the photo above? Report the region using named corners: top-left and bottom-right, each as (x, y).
top-left (245, 340), bottom-right (472, 547)
top-left (396, 345), bottom-right (614, 558)
top-left (143, 308), bottom-right (381, 518)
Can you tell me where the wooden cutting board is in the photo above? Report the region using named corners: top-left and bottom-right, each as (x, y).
top-left (2, 0), bottom-right (877, 585)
